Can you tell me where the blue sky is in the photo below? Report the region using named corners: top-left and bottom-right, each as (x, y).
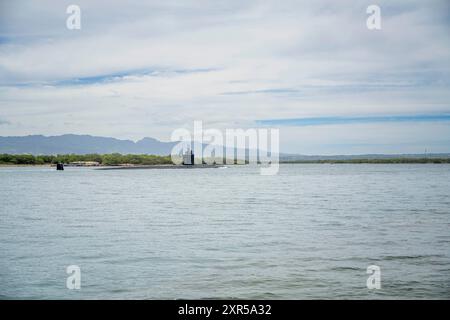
top-left (0, 0), bottom-right (449, 154)
top-left (257, 114), bottom-right (450, 126)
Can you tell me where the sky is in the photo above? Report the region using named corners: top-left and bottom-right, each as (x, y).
top-left (0, 0), bottom-right (449, 154)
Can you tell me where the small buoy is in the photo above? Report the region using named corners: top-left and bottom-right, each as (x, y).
top-left (56, 163), bottom-right (64, 171)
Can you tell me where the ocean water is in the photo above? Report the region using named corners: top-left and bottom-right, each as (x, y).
top-left (0, 164), bottom-right (449, 299)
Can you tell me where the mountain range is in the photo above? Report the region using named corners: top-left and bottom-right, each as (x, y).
top-left (0, 134), bottom-right (177, 155)
top-left (0, 134), bottom-right (449, 160)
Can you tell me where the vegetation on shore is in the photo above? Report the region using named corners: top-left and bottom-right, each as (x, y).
top-left (0, 153), bottom-right (172, 166)
top-left (281, 158), bottom-right (450, 164)
top-left (1, 153), bottom-right (450, 166)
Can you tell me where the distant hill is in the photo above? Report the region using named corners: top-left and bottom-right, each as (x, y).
top-left (279, 153), bottom-right (450, 161)
top-left (1, 134), bottom-right (449, 160)
top-left (0, 134), bottom-right (254, 157)
top-left (0, 134), bottom-right (177, 155)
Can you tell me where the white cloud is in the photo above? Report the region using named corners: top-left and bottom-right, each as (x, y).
top-left (0, 0), bottom-right (449, 152)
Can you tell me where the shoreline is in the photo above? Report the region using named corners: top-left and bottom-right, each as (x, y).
top-left (96, 164), bottom-right (225, 170)
top-left (0, 164), bottom-right (52, 167)
top-left (2, 161), bottom-right (450, 168)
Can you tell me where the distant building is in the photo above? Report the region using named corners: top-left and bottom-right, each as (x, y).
top-left (68, 161), bottom-right (100, 167)
top-left (182, 149), bottom-right (194, 165)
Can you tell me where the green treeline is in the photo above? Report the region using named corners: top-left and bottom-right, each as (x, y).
top-left (0, 153), bottom-right (172, 166)
top-left (282, 158), bottom-right (450, 164)
top-left (1, 154), bottom-right (450, 165)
